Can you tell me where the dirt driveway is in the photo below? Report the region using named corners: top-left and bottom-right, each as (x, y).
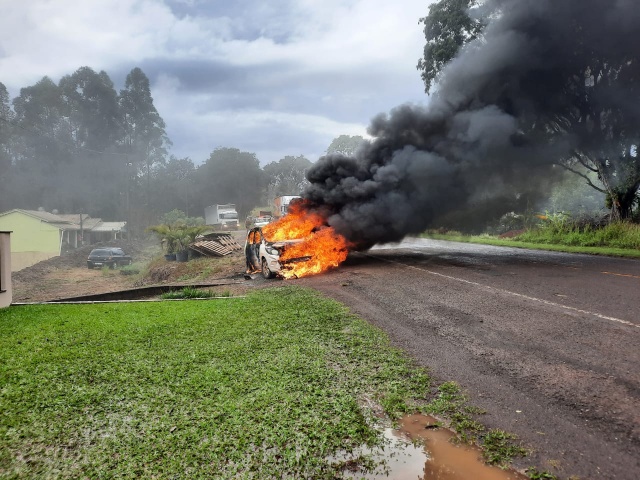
top-left (11, 233), bottom-right (252, 303)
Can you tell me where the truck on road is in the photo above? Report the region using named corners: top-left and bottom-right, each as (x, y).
top-left (205, 204), bottom-right (239, 229)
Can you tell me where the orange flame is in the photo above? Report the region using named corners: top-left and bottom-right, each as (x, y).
top-left (262, 201), bottom-right (351, 278)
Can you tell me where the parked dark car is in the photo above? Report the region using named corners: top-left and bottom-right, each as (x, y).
top-left (87, 248), bottom-right (132, 269)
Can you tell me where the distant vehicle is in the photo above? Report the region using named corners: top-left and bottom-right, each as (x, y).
top-left (252, 216), bottom-right (272, 227)
top-left (205, 204), bottom-right (239, 229)
top-left (273, 195), bottom-right (301, 219)
top-left (87, 248), bottom-right (132, 269)
top-left (244, 227), bottom-right (310, 279)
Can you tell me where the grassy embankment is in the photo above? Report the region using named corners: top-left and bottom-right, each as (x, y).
top-left (0, 287), bottom-right (538, 479)
top-left (422, 221), bottom-right (640, 258)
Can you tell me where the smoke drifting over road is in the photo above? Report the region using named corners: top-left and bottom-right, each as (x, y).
top-left (303, 0), bottom-right (640, 248)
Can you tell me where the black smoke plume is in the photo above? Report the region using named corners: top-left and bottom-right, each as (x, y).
top-left (303, 0), bottom-right (640, 248)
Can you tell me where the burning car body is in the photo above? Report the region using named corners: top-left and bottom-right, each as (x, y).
top-left (244, 227), bottom-right (309, 279)
top-left (244, 201), bottom-right (351, 279)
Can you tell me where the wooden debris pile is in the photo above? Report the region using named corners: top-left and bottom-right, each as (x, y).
top-left (189, 233), bottom-right (243, 257)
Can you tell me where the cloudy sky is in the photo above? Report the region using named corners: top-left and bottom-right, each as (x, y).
top-left (1, 0), bottom-right (433, 165)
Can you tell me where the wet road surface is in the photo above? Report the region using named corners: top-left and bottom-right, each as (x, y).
top-left (299, 238), bottom-right (640, 480)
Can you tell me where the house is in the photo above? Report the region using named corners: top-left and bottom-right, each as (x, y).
top-left (0, 209), bottom-right (127, 272)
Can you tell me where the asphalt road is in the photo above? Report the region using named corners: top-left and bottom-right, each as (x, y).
top-left (298, 238), bottom-right (640, 480)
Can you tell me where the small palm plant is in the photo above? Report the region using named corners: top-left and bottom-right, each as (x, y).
top-left (147, 224), bottom-right (181, 254)
top-left (148, 224), bottom-right (209, 260)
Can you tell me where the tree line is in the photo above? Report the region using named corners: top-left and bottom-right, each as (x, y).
top-left (0, 67), bottom-right (365, 235)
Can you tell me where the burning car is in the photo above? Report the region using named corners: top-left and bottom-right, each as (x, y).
top-left (245, 200), bottom-right (352, 279)
top-left (244, 227), bottom-right (310, 279)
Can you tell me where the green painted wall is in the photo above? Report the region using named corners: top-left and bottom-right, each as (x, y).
top-left (0, 212), bottom-right (60, 254)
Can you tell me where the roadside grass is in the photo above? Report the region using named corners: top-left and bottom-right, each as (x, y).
top-left (160, 287), bottom-right (218, 299)
top-left (525, 467), bottom-right (560, 480)
top-left (515, 221), bottom-right (640, 249)
top-left (0, 286), bottom-right (533, 478)
top-left (421, 223), bottom-right (640, 259)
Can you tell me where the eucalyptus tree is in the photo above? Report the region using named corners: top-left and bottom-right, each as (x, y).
top-left (59, 67), bottom-right (121, 152)
top-left (11, 76), bottom-right (73, 210)
top-left (0, 82), bottom-right (14, 210)
top-left (119, 67), bottom-right (171, 224)
top-left (57, 67), bottom-right (124, 218)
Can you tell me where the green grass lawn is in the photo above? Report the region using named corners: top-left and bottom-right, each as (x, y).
top-left (0, 287), bottom-right (526, 479)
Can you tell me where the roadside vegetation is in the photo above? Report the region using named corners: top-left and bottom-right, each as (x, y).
top-left (0, 287), bottom-right (545, 478)
top-left (422, 218), bottom-right (640, 259)
top-left (160, 286), bottom-right (232, 299)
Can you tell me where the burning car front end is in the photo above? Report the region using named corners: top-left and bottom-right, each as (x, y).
top-left (245, 227), bottom-right (311, 279)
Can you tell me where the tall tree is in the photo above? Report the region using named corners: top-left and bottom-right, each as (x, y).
top-left (59, 67), bottom-right (121, 152)
top-left (195, 147), bottom-right (264, 220)
top-left (263, 155), bottom-right (311, 199)
top-left (417, 0), bottom-right (640, 221)
top-left (119, 67), bottom-right (171, 227)
top-left (325, 135), bottom-right (365, 157)
top-left (58, 67), bottom-right (123, 218)
top-left (0, 82), bottom-right (15, 211)
top-left (417, 0), bottom-right (484, 95)
top-left (11, 76), bottom-right (72, 210)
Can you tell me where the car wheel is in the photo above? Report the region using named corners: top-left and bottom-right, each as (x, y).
top-left (261, 258), bottom-right (274, 279)
top-left (127, 259), bottom-right (132, 265)
top-left (87, 264), bottom-right (93, 269)
top-left (109, 262), bottom-right (115, 269)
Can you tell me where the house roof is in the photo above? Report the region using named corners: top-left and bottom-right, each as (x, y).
top-left (56, 213), bottom-right (91, 223)
top-left (0, 209), bottom-right (123, 233)
top-left (92, 222), bottom-right (127, 232)
top-left (81, 217), bottom-right (103, 229)
top-left (14, 209), bottom-right (74, 224)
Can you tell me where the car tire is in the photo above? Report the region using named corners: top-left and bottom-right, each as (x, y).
top-left (87, 264), bottom-right (93, 269)
top-left (261, 258), bottom-right (274, 279)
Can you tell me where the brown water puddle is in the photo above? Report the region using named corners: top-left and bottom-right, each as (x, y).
top-left (343, 413), bottom-right (527, 480)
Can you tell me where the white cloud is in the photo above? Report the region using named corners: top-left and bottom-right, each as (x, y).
top-left (0, 0), bottom-right (434, 164)
top-left (153, 73), bottom-right (367, 164)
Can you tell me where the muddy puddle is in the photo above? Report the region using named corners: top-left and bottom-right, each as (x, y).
top-left (342, 414), bottom-right (527, 480)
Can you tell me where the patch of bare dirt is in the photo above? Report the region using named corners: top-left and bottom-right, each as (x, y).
top-left (11, 231), bottom-right (257, 302)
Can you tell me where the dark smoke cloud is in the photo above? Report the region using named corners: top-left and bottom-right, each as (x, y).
top-left (303, 0), bottom-right (640, 248)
